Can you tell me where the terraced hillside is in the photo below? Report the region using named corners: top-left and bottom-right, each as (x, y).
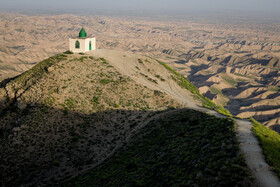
top-left (0, 50), bottom-right (251, 186)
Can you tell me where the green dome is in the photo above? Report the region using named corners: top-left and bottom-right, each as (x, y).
top-left (79, 27), bottom-right (87, 38)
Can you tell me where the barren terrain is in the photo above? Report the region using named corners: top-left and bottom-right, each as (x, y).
top-left (0, 12), bottom-right (280, 130)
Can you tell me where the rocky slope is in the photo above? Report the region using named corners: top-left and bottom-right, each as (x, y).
top-left (0, 50), bottom-right (251, 186)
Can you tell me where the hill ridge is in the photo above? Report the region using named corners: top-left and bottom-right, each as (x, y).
top-left (0, 49), bottom-right (279, 186)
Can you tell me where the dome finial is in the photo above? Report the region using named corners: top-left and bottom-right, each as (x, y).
top-left (79, 27), bottom-right (87, 38)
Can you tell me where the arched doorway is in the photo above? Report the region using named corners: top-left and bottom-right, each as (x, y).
top-left (89, 41), bottom-right (92, 50)
top-left (75, 40), bottom-right (80, 49)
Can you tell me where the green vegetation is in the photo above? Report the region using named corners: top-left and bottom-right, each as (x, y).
top-left (44, 96), bottom-right (56, 107)
top-left (0, 65), bottom-right (17, 71)
top-left (78, 56), bottom-right (88, 62)
top-left (234, 73), bottom-right (257, 81)
top-left (138, 59), bottom-right (144, 64)
top-left (209, 86), bottom-right (229, 106)
top-left (221, 74), bottom-right (237, 86)
top-left (236, 78), bottom-right (247, 82)
top-left (59, 98), bottom-right (77, 114)
top-left (251, 118), bottom-right (280, 177)
top-left (155, 74), bottom-right (165, 81)
top-left (11, 54), bottom-right (67, 87)
top-left (135, 24), bottom-right (146, 26)
top-left (156, 60), bottom-right (199, 93)
top-left (99, 79), bottom-right (113, 85)
top-left (214, 37), bottom-right (226, 40)
top-left (90, 96), bottom-right (100, 105)
top-left (140, 73), bottom-right (158, 84)
top-left (99, 57), bottom-right (107, 63)
top-left (209, 86), bottom-right (223, 95)
top-left (152, 27), bottom-right (170, 31)
top-left (199, 30), bottom-right (212, 34)
top-left (66, 109), bottom-right (250, 186)
top-left (234, 73), bottom-right (248, 77)
top-left (155, 59), bottom-right (231, 116)
top-left (144, 59), bottom-right (151, 63)
top-left (65, 50), bottom-right (74, 54)
top-left (15, 28), bottom-right (24, 32)
top-left (64, 98), bottom-right (76, 109)
top-left (268, 86), bottom-right (280, 92)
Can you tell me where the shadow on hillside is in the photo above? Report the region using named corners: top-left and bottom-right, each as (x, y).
top-left (239, 105), bottom-right (280, 113)
top-left (0, 74), bottom-right (21, 88)
top-left (174, 60), bottom-right (188, 64)
top-left (269, 125), bottom-right (280, 134)
top-left (189, 64), bottom-right (209, 75)
top-left (0, 102), bottom-right (250, 186)
top-left (223, 85), bottom-right (267, 99)
top-left (0, 102), bottom-right (184, 186)
top-left (225, 98), bottom-right (263, 115)
top-left (251, 111), bottom-right (280, 123)
top-left (266, 92), bottom-right (280, 99)
top-left (188, 74), bottom-right (216, 88)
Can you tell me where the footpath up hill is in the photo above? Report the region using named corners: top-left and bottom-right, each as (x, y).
top-left (0, 49), bottom-right (253, 186)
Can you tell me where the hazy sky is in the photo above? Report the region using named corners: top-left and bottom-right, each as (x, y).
top-left (0, 0), bottom-right (279, 14)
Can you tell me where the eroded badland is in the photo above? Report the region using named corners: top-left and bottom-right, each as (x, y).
top-left (1, 12), bottom-right (279, 131)
top-left (1, 12), bottom-right (280, 186)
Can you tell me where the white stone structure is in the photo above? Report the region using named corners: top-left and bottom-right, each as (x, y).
top-left (69, 27), bottom-right (96, 53)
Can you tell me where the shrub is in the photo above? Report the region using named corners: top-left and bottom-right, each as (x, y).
top-left (99, 79), bottom-right (113, 85)
top-left (99, 58), bottom-right (107, 62)
top-left (138, 59), bottom-right (144, 64)
top-left (65, 50), bottom-right (74, 54)
top-left (78, 56), bottom-right (88, 62)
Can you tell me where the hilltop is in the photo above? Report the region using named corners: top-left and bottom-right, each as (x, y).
top-left (0, 13), bottom-right (280, 133)
top-left (0, 50), bottom-right (252, 186)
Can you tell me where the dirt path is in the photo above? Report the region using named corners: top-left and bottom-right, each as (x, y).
top-left (236, 119), bottom-right (280, 187)
top-left (192, 109), bottom-right (280, 186)
top-left (89, 49), bottom-right (280, 186)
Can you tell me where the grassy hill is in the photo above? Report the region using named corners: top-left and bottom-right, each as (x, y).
top-left (0, 51), bottom-right (250, 186)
